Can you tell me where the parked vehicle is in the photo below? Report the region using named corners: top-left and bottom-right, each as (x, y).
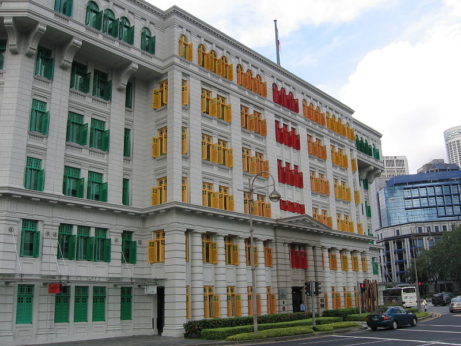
top-left (449, 297), bottom-right (461, 313)
top-left (367, 306), bottom-right (417, 331)
top-left (432, 292), bottom-right (454, 306)
top-left (383, 286), bottom-right (417, 307)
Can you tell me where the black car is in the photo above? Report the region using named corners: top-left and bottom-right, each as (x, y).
top-left (432, 292), bottom-right (453, 306)
top-left (367, 306), bottom-right (417, 331)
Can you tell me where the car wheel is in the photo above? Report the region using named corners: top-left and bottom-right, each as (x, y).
top-left (411, 318), bottom-right (417, 327)
top-left (391, 321), bottom-right (398, 330)
top-left (371, 327), bottom-right (377, 331)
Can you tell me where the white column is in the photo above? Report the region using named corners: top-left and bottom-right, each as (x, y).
top-left (215, 234), bottom-right (227, 317)
top-left (236, 237), bottom-right (248, 315)
top-left (163, 228), bottom-right (187, 337)
top-left (322, 247), bottom-right (331, 310)
top-left (255, 239), bottom-right (266, 314)
top-left (190, 231), bottom-right (204, 319)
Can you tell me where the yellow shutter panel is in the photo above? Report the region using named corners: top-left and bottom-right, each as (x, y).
top-left (227, 293), bottom-right (232, 317)
top-left (249, 157), bottom-right (257, 174)
top-left (254, 247), bottom-right (259, 266)
top-left (211, 192), bottom-right (219, 208)
top-left (203, 294), bottom-right (209, 317)
top-left (151, 187), bottom-right (159, 206)
top-left (182, 129), bottom-right (188, 155)
top-left (152, 137), bottom-right (160, 158)
top-left (202, 189), bottom-right (208, 206)
top-left (211, 144), bottom-right (219, 163)
top-left (235, 295), bottom-right (242, 316)
top-left (211, 242), bottom-right (218, 264)
top-left (226, 149), bottom-right (233, 168)
top-left (224, 104), bottom-right (232, 122)
top-left (148, 240), bottom-right (156, 263)
top-left (256, 294), bottom-right (262, 316)
top-left (264, 203), bottom-right (272, 218)
top-left (209, 98), bottom-right (217, 117)
top-left (182, 180), bottom-right (189, 203)
top-left (232, 244), bottom-right (239, 265)
top-left (228, 194), bottom-right (235, 211)
top-left (201, 140), bottom-right (208, 160)
top-left (201, 93), bottom-right (207, 113)
top-left (217, 145), bottom-right (224, 165)
top-left (182, 82), bottom-right (189, 106)
top-left (260, 119), bottom-right (267, 136)
top-left (218, 193), bottom-right (225, 210)
top-left (242, 154), bottom-right (249, 172)
top-left (152, 89), bottom-right (161, 109)
top-left (160, 240), bottom-right (165, 262)
top-left (161, 82), bottom-right (168, 105)
top-left (186, 43), bottom-right (192, 61)
top-left (226, 64), bottom-right (233, 80)
top-left (216, 59), bottom-right (223, 76)
top-left (161, 136), bottom-right (167, 155)
top-left (213, 295), bottom-right (220, 317)
top-left (248, 114), bottom-right (255, 132)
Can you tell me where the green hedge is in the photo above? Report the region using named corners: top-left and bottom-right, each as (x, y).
top-left (226, 326), bottom-right (314, 341)
top-left (184, 312), bottom-right (312, 338)
top-left (345, 313), bottom-right (368, 321)
top-left (322, 308), bottom-right (359, 319)
top-left (201, 317), bottom-right (342, 340)
top-left (416, 312), bottom-right (429, 319)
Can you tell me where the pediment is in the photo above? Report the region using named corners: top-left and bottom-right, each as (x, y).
top-left (277, 214), bottom-right (332, 231)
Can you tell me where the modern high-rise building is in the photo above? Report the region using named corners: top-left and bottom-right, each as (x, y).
top-left (376, 162), bottom-right (461, 285)
top-left (0, 1), bottom-right (383, 344)
top-left (444, 125), bottom-right (461, 168)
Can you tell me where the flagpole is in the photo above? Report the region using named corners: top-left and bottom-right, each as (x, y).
top-left (274, 19), bottom-right (280, 65)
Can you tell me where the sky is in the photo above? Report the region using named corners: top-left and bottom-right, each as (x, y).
top-left (148, 0), bottom-right (461, 173)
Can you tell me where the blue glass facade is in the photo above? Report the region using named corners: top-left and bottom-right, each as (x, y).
top-left (379, 170), bottom-right (461, 227)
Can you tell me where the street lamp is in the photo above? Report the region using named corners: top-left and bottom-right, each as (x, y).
top-left (248, 171), bottom-right (281, 333)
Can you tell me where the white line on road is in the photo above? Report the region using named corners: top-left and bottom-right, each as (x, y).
top-left (424, 325), bottom-right (461, 328)
top-left (341, 340), bottom-right (387, 346)
top-left (399, 329), bottom-right (461, 334)
top-left (330, 334), bottom-right (461, 345)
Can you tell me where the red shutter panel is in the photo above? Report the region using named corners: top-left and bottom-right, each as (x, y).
top-left (296, 134), bottom-right (301, 150)
top-left (275, 121), bottom-right (281, 143)
top-left (300, 204), bottom-right (305, 214)
top-left (272, 83), bottom-right (279, 103)
top-left (290, 128), bottom-right (296, 148)
top-left (283, 125), bottom-right (289, 145)
top-left (294, 99), bottom-right (299, 113)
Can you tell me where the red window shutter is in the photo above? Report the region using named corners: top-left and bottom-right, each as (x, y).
top-left (283, 125), bottom-right (289, 145)
top-left (300, 204), bottom-right (305, 214)
top-left (275, 121), bottom-right (281, 143)
top-left (290, 249), bottom-right (296, 268)
top-left (290, 128), bottom-right (297, 148)
top-left (294, 99), bottom-right (299, 113)
top-left (296, 134), bottom-right (300, 150)
top-left (298, 172), bottom-right (304, 188)
top-left (277, 160), bottom-right (283, 183)
top-left (272, 83), bottom-right (279, 103)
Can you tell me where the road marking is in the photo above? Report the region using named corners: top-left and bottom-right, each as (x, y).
top-left (422, 325), bottom-right (461, 328)
top-left (341, 340), bottom-right (386, 346)
top-left (330, 334), bottom-right (461, 345)
top-left (398, 329), bottom-right (461, 334)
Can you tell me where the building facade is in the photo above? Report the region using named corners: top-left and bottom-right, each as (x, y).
top-left (0, 0), bottom-right (383, 344)
top-left (444, 126), bottom-right (461, 168)
top-left (376, 164), bottom-right (461, 284)
top-left (382, 156), bottom-right (409, 179)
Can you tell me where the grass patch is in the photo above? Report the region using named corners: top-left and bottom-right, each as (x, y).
top-left (345, 313), bottom-right (368, 321)
top-left (226, 326), bottom-right (314, 341)
top-left (416, 312), bottom-right (429, 319)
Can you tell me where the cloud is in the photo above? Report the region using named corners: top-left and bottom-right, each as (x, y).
top-left (148, 0), bottom-right (387, 47)
top-left (340, 21), bottom-right (461, 172)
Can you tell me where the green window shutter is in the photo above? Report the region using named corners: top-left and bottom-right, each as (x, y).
top-left (68, 235), bottom-right (76, 260)
top-left (86, 237), bottom-right (94, 261)
top-left (37, 169), bottom-right (45, 191)
top-left (120, 287), bottom-right (132, 320)
top-left (104, 238), bottom-right (111, 262)
top-left (44, 57), bottom-right (54, 80)
top-left (125, 82), bottom-right (133, 109)
top-left (77, 177), bottom-right (85, 198)
top-left (32, 231), bottom-right (40, 258)
top-left (149, 36), bottom-right (156, 54)
top-left (102, 129), bottom-right (110, 151)
top-left (128, 25), bottom-right (134, 44)
top-left (79, 123), bottom-right (88, 145)
top-left (123, 128), bottom-right (131, 157)
top-left (63, 0), bottom-right (73, 16)
top-left (92, 286), bottom-right (106, 321)
top-left (122, 178), bottom-right (129, 205)
top-left (129, 240), bottom-right (136, 264)
top-left (16, 284), bottom-right (34, 324)
top-left (54, 286), bottom-right (70, 323)
top-left (0, 39), bottom-right (6, 70)
top-left (74, 286), bottom-right (88, 322)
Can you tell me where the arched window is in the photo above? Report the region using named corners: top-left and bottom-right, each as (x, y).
top-left (178, 34), bottom-right (192, 61)
top-left (208, 50), bottom-right (217, 72)
top-left (119, 17), bottom-right (134, 44)
top-left (85, 1), bottom-right (101, 29)
top-left (55, 0), bottom-right (73, 16)
top-left (102, 9), bottom-right (117, 37)
top-left (198, 44), bottom-right (206, 67)
top-left (141, 27), bottom-right (155, 54)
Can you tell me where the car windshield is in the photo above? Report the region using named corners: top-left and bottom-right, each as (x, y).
top-left (452, 298), bottom-right (461, 302)
top-left (371, 307), bottom-right (389, 314)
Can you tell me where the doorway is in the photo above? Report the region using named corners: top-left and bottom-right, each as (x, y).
top-left (292, 286), bottom-right (303, 312)
top-left (156, 287), bottom-right (165, 335)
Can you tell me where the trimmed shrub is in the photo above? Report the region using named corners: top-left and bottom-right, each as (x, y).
top-left (226, 326), bottom-right (314, 341)
top-left (330, 321), bottom-right (360, 329)
top-left (313, 324), bottom-right (333, 332)
top-left (405, 308), bottom-right (418, 313)
top-left (184, 312), bottom-right (312, 338)
top-left (201, 316), bottom-right (342, 340)
top-left (416, 312), bottom-right (429, 319)
top-left (345, 313), bottom-right (368, 321)
top-left (322, 308), bottom-right (360, 319)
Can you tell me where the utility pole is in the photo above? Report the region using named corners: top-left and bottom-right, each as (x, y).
top-left (274, 19), bottom-right (280, 65)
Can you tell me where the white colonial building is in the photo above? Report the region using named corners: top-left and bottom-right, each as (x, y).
top-left (0, 0), bottom-right (383, 344)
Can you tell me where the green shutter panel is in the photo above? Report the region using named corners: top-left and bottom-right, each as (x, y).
top-left (129, 241), bottom-right (136, 264)
top-left (68, 235), bottom-right (76, 260)
top-left (32, 231), bottom-right (40, 258)
top-left (149, 36), bottom-right (156, 54)
top-left (37, 169), bottom-right (44, 191)
top-left (128, 26), bottom-right (134, 44)
top-left (78, 123), bottom-right (88, 145)
top-left (77, 177), bottom-right (85, 198)
top-left (63, 0), bottom-right (72, 16)
top-left (102, 129), bottom-right (110, 151)
top-left (86, 237), bottom-right (94, 261)
top-left (82, 72), bottom-right (91, 93)
top-left (104, 238), bottom-right (111, 262)
top-left (95, 11), bottom-right (102, 29)
top-left (45, 57), bottom-right (54, 80)
top-left (41, 111), bottom-right (49, 135)
top-left (19, 229), bottom-right (25, 257)
top-left (101, 182), bottom-right (108, 202)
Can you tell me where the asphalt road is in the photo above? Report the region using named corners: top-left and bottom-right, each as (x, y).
top-left (253, 304), bottom-right (461, 346)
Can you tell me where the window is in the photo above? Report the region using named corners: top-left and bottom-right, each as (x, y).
top-left (0, 40), bottom-right (6, 70)
top-left (152, 80), bottom-right (168, 109)
top-left (85, 1), bottom-right (102, 30)
top-left (216, 95), bottom-right (232, 122)
top-left (120, 287), bottom-right (132, 320)
top-left (340, 253), bottom-right (348, 271)
top-left (182, 80), bottom-right (189, 106)
top-left (125, 81), bottom-right (133, 108)
top-left (20, 219), bottom-right (40, 258)
top-left (92, 286), bottom-right (106, 321)
top-left (122, 178), bottom-right (130, 206)
top-left (54, 0), bottom-right (72, 16)
top-left (87, 171), bottom-right (107, 202)
top-left (182, 177), bottom-right (189, 203)
top-left (204, 286), bottom-right (219, 318)
top-left (186, 285), bottom-right (191, 319)
top-left (148, 230), bottom-right (165, 263)
top-left (16, 285), bottom-right (34, 324)
top-left (121, 231), bottom-right (136, 264)
top-left (57, 224), bottom-right (75, 259)
top-left (202, 234), bottom-right (217, 264)
top-left (70, 62), bottom-right (90, 93)
top-left (141, 27), bottom-right (155, 54)
top-left (118, 17), bottom-right (134, 44)
top-left (329, 251), bottom-right (337, 270)
top-left (123, 128), bottom-right (131, 157)
top-left (34, 46), bottom-right (54, 80)
top-left (74, 286), bottom-right (88, 322)
top-left (66, 112), bottom-right (88, 145)
top-left (92, 70), bottom-right (112, 101)
top-left (151, 177), bottom-right (167, 206)
top-left (178, 34), bottom-right (192, 61)
top-left (29, 99), bottom-right (49, 135)
top-left (267, 287), bottom-right (276, 314)
top-left (76, 226), bottom-right (92, 261)
top-left (226, 286), bottom-right (238, 317)
top-left (94, 228), bottom-right (110, 262)
top-left (151, 127), bottom-right (167, 158)
top-left (54, 286), bottom-right (70, 323)
top-left (182, 127), bottom-right (188, 155)
top-left (102, 9), bottom-right (118, 37)
top-left (202, 182), bottom-right (217, 208)
top-left (63, 166), bottom-right (84, 198)
top-left (89, 119), bottom-right (109, 151)
top-left (264, 241), bottom-right (272, 267)
top-left (218, 185), bottom-right (234, 211)
top-left (245, 239), bottom-right (259, 266)
top-left (24, 157), bottom-right (44, 191)
top-left (225, 236), bottom-right (239, 265)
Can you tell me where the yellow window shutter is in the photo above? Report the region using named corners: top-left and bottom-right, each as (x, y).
top-left (256, 294), bottom-right (262, 315)
top-left (211, 143), bottom-right (219, 163)
top-left (232, 244), bottom-right (239, 265)
top-left (227, 294), bottom-right (232, 317)
top-left (202, 189), bottom-right (208, 206)
top-left (211, 242), bottom-right (218, 263)
top-left (226, 64), bottom-right (233, 80)
top-left (186, 43), bottom-right (192, 61)
top-left (161, 82), bottom-right (168, 105)
top-left (182, 81), bottom-right (189, 106)
top-left (217, 145), bottom-right (224, 165)
top-left (264, 203), bottom-right (272, 218)
top-left (226, 149), bottom-right (233, 168)
top-left (250, 157), bottom-right (257, 174)
top-left (211, 192), bottom-right (219, 208)
top-left (160, 240), bottom-right (165, 262)
top-left (203, 295), bottom-right (209, 317)
top-left (224, 104), bottom-right (232, 122)
top-left (262, 160), bottom-right (269, 178)
top-left (216, 59), bottom-right (223, 76)
top-left (204, 52), bottom-right (211, 70)
top-left (151, 187), bottom-right (159, 206)
top-left (254, 247), bottom-right (259, 266)
top-left (152, 137), bottom-right (159, 158)
top-left (182, 129), bottom-right (188, 155)
top-left (201, 93), bottom-right (207, 113)
top-left (182, 181), bottom-right (189, 203)
top-left (148, 240), bottom-right (156, 263)
top-left (248, 114), bottom-right (255, 132)
top-left (210, 98), bottom-right (218, 117)
top-left (161, 185), bottom-right (167, 204)
top-left (260, 119), bottom-right (267, 136)
top-left (218, 193), bottom-right (225, 210)
top-left (228, 194), bottom-right (234, 211)
top-left (213, 295), bottom-right (220, 317)
top-left (235, 295), bottom-right (242, 316)
top-left (152, 89), bottom-right (161, 109)
top-left (242, 154), bottom-right (249, 172)
top-left (161, 136), bottom-right (167, 155)
top-left (201, 140), bottom-right (208, 160)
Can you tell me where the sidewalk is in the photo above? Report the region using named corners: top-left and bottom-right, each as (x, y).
top-left (41, 335), bottom-right (219, 346)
